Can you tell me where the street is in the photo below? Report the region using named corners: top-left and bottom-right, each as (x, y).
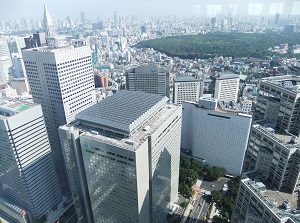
top-left (187, 193), bottom-right (210, 223)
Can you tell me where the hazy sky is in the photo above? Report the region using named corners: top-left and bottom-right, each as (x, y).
top-left (1, 0), bottom-right (300, 20)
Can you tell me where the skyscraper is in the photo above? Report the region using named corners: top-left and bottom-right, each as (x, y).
top-left (232, 122), bottom-right (300, 223)
top-left (59, 90), bottom-right (182, 223)
top-left (213, 73), bottom-right (240, 102)
top-left (80, 12), bottom-right (86, 26)
top-left (22, 45), bottom-right (96, 198)
top-left (126, 64), bottom-right (170, 98)
top-left (12, 53), bottom-right (27, 78)
top-left (181, 98), bottom-right (252, 175)
top-left (275, 12), bottom-right (280, 25)
top-left (0, 38), bottom-right (13, 82)
top-left (114, 11), bottom-right (119, 28)
top-left (0, 98), bottom-right (62, 222)
top-left (173, 76), bottom-right (201, 105)
top-left (255, 75), bottom-right (300, 136)
top-left (43, 1), bottom-right (56, 37)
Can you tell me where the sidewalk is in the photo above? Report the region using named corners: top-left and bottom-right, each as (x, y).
top-left (180, 202), bottom-right (193, 223)
top-left (207, 202), bottom-right (217, 223)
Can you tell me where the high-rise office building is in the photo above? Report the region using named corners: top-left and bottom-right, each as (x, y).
top-left (275, 12), bottom-right (280, 25)
top-left (12, 53), bottom-right (27, 78)
top-left (126, 64), bottom-right (170, 98)
top-left (232, 122), bottom-right (300, 223)
top-left (22, 45), bottom-right (96, 197)
top-left (0, 98), bottom-right (62, 222)
top-left (0, 38), bottom-right (13, 82)
top-left (232, 171), bottom-right (299, 223)
top-left (114, 11), bottom-right (119, 28)
top-left (255, 75), bottom-right (300, 136)
top-left (244, 122), bottom-right (300, 193)
top-left (181, 98), bottom-right (252, 175)
top-left (59, 90), bottom-right (182, 223)
top-left (213, 73), bottom-right (240, 102)
top-left (80, 12), bottom-right (86, 26)
top-left (173, 76), bottom-right (201, 105)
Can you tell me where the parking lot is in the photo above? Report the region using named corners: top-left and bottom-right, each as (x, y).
top-left (200, 177), bottom-right (229, 193)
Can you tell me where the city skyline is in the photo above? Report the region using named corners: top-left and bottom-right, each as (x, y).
top-left (1, 0), bottom-right (300, 20)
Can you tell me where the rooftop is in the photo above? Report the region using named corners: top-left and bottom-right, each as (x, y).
top-left (214, 73), bottom-right (240, 80)
top-left (185, 100), bottom-right (251, 118)
top-left (260, 75), bottom-right (300, 94)
top-left (0, 97), bottom-right (36, 119)
top-left (68, 101), bottom-right (180, 152)
top-left (253, 121), bottom-right (300, 150)
top-left (174, 75), bottom-right (201, 82)
top-left (76, 90), bottom-right (169, 136)
top-left (23, 43), bottom-right (86, 53)
top-left (243, 171), bottom-right (300, 223)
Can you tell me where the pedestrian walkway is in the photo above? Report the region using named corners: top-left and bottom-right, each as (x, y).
top-left (180, 202), bottom-right (192, 223)
top-left (207, 202), bottom-right (217, 222)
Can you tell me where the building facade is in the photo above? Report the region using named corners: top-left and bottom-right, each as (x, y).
top-left (245, 122), bottom-right (300, 194)
top-left (59, 90), bottom-right (181, 223)
top-left (213, 74), bottom-right (240, 102)
top-left (22, 45), bottom-right (96, 197)
top-left (0, 38), bottom-right (13, 83)
top-left (181, 98), bottom-right (252, 175)
top-left (173, 76), bottom-right (201, 105)
top-left (255, 75), bottom-right (300, 136)
top-left (232, 171), bottom-right (299, 223)
top-left (12, 53), bottom-right (27, 78)
top-left (126, 65), bottom-right (170, 98)
top-left (0, 98), bottom-right (62, 222)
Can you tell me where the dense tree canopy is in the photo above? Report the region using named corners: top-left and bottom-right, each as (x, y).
top-left (135, 32), bottom-right (300, 59)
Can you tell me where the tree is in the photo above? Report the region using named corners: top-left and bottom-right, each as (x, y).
top-left (212, 190), bottom-right (223, 202)
top-left (180, 158), bottom-right (191, 169)
top-left (222, 212), bottom-right (230, 220)
top-left (213, 216), bottom-right (228, 223)
top-left (190, 159), bottom-right (204, 174)
top-left (179, 168), bottom-right (189, 183)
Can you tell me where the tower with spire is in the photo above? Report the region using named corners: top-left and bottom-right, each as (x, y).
top-left (43, 0), bottom-right (56, 37)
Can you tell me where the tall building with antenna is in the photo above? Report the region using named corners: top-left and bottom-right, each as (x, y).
top-left (43, 0), bottom-right (56, 37)
top-left (22, 2), bottom-right (97, 199)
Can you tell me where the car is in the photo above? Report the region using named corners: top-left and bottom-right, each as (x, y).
top-left (199, 203), bottom-right (202, 206)
top-left (211, 184), bottom-right (215, 187)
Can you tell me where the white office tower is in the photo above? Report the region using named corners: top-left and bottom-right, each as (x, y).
top-left (22, 45), bottom-right (96, 198)
top-left (181, 98), bottom-right (252, 175)
top-left (114, 11), bottom-right (119, 28)
top-left (0, 38), bottom-right (13, 83)
top-left (0, 98), bottom-right (62, 223)
top-left (59, 90), bottom-right (182, 223)
top-left (213, 73), bottom-right (240, 102)
top-left (126, 64), bottom-right (170, 98)
top-left (12, 53), bottom-right (27, 78)
top-left (43, 1), bottom-right (56, 37)
top-left (173, 76), bottom-right (201, 105)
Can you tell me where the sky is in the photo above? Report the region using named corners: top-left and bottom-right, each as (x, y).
top-left (1, 0), bottom-right (300, 21)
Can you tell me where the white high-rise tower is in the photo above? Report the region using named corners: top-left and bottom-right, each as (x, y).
top-left (0, 98), bottom-right (62, 222)
top-left (22, 45), bottom-right (97, 198)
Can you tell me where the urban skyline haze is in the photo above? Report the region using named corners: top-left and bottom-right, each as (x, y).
top-left (1, 0), bottom-right (300, 20)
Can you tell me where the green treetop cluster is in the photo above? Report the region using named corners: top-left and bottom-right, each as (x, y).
top-left (135, 32), bottom-right (300, 59)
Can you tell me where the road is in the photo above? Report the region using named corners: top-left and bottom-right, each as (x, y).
top-left (187, 194), bottom-right (210, 223)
